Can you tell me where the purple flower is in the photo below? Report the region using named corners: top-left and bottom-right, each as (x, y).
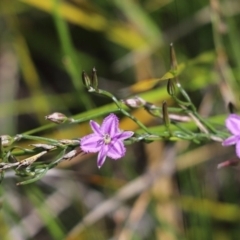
top-left (222, 114), bottom-right (240, 158)
top-left (80, 114), bottom-right (134, 168)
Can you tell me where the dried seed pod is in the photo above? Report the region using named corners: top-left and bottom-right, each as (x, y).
top-left (63, 148), bottom-right (85, 160)
top-left (30, 144), bottom-right (55, 150)
top-left (59, 139), bottom-right (80, 145)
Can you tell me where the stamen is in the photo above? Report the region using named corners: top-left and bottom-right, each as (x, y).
top-left (104, 134), bottom-right (111, 144)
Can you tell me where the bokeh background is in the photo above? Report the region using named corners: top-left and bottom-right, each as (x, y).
top-left (0, 0), bottom-right (240, 239)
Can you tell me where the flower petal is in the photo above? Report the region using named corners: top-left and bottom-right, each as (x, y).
top-left (81, 134), bottom-right (102, 153)
top-left (101, 114), bottom-right (119, 136)
top-left (226, 114), bottom-right (240, 135)
top-left (222, 135), bottom-right (239, 146)
top-left (90, 120), bottom-right (102, 135)
top-left (114, 131), bottom-right (134, 141)
top-left (236, 141), bottom-right (240, 158)
top-left (97, 145), bottom-right (108, 168)
top-left (107, 141), bottom-right (125, 159)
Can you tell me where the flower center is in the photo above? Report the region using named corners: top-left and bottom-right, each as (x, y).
top-left (103, 134), bottom-right (111, 144)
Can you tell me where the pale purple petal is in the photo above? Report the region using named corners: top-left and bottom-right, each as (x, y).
top-left (101, 114), bottom-right (119, 136)
top-left (107, 141), bottom-right (125, 159)
top-left (114, 131), bottom-right (134, 141)
top-left (97, 145), bottom-right (109, 168)
top-left (236, 141), bottom-right (240, 158)
top-left (81, 113), bottom-right (134, 168)
top-left (81, 134), bottom-right (102, 153)
top-left (90, 120), bottom-right (102, 135)
top-left (226, 114), bottom-right (240, 135)
top-left (222, 135), bottom-right (240, 146)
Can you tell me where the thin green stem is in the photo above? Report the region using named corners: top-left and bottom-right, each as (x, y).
top-left (175, 81), bottom-right (219, 134)
top-left (95, 88), bottom-right (151, 133)
top-left (16, 134), bottom-right (65, 148)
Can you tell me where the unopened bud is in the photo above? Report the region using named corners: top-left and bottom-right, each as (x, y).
top-left (167, 79), bottom-right (176, 96)
top-left (45, 112), bottom-right (72, 124)
top-left (143, 102), bottom-right (161, 117)
top-left (0, 135), bottom-right (13, 146)
top-left (228, 102), bottom-right (236, 114)
top-left (170, 43), bottom-right (178, 71)
top-left (122, 96), bottom-right (146, 108)
top-left (91, 67), bottom-right (98, 90)
top-left (217, 158), bottom-right (239, 169)
top-left (82, 71), bottom-right (92, 89)
top-left (162, 101), bottom-right (170, 128)
top-left (144, 102), bottom-right (155, 110)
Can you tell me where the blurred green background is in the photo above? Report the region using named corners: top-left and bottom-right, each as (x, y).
top-left (0, 0), bottom-right (240, 239)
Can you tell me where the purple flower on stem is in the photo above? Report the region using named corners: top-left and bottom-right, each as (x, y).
top-left (80, 114), bottom-right (134, 168)
top-left (222, 114), bottom-right (240, 158)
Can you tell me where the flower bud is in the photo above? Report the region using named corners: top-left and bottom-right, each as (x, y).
top-left (144, 102), bottom-right (155, 110)
top-left (162, 101), bottom-right (170, 128)
top-left (217, 159), bottom-right (239, 169)
top-left (167, 79), bottom-right (176, 96)
top-left (122, 96), bottom-right (146, 108)
top-left (143, 102), bottom-right (161, 117)
top-left (0, 135), bottom-right (13, 146)
top-left (82, 71), bottom-right (92, 89)
top-left (45, 112), bottom-right (71, 124)
top-left (91, 67), bottom-right (98, 90)
top-left (170, 43), bottom-right (178, 71)
top-left (228, 102), bottom-right (236, 114)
